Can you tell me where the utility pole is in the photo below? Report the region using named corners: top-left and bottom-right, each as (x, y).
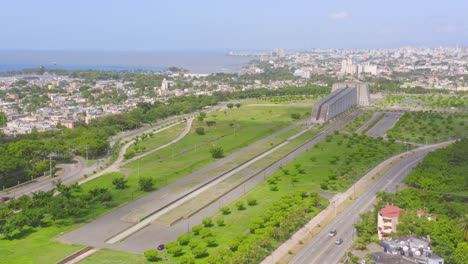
top-left (84, 145), bottom-right (89, 162)
top-left (49, 154), bottom-right (52, 177)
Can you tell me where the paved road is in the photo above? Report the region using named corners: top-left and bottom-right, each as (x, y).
top-left (366, 112), bottom-right (402, 137)
top-left (290, 151), bottom-right (433, 264)
top-left (356, 112), bottom-right (383, 134)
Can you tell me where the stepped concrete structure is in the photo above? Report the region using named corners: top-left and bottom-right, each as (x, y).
top-left (312, 82), bottom-right (370, 123)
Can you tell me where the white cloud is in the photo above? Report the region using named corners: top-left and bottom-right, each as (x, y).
top-left (330, 11), bottom-right (351, 20)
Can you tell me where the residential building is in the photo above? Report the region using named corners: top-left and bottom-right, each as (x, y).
top-left (377, 204), bottom-right (403, 239)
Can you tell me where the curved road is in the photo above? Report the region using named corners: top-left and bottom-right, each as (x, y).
top-left (289, 141), bottom-right (454, 264)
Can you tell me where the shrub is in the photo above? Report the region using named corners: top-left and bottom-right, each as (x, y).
top-left (235, 201), bottom-right (245, 210)
top-left (177, 233), bottom-right (191, 245)
top-left (228, 240), bottom-right (239, 252)
top-left (209, 146), bottom-right (224, 158)
top-left (144, 249), bottom-right (159, 262)
top-left (205, 120), bottom-right (216, 127)
top-left (192, 245), bottom-right (208, 258)
top-left (202, 217), bottom-right (213, 227)
top-left (139, 177), bottom-right (154, 192)
top-left (220, 206), bottom-right (231, 215)
top-left (167, 244), bottom-right (183, 257)
top-left (200, 228), bottom-right (212, 238)
top-left (112, 176), bottom-right (128, 189)
top-left (205, 237), bottom-right (218, 247)
top-left (270, 185), bottom-right (279, 191)
top-left (247, 198), bottom-right (257, 206)
top-left (216, 218), bottom-right (225, 226)
top-left (195, 127), bottom-right (205, 135)
top-left (192, 225), bottom-right (202, 235)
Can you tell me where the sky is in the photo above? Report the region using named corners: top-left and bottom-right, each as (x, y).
top-left (1, 0), bottom-right (467, 51)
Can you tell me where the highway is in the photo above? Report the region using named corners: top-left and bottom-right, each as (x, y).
top-left (289, 150), bottom-right (433, 264)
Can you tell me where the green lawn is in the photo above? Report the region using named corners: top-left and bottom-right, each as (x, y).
top-left (122, 105), bottom-right (312, 193)
top-left (0, 171), bottom-right (150, 264)
top-left (125, 122), bottom-right (187, 158)
top-left (78, 249), bottom-right (149, 264)
top-left (387, 111), bottom-right (468, 144)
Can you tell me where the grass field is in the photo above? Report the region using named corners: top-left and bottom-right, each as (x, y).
top-left (125, 122), bottom-right (187, 159)
top-left (387, 111), bottom-right (468, 144)
top-left (0, 171), bottom-right (150, 264)
top-left (121, 105), bottom-right (312, 193)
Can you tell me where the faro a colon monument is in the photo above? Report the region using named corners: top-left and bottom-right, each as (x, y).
top-left (312, 82), bottom-right (371, 123)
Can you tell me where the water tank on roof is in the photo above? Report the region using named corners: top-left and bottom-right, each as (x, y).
top-left (403, 246), bottom-right (409, 251)
top-left (415, 251), bottom-right (421, 256)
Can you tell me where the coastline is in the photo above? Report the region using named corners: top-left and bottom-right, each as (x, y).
top-left (0, 50), bottom-right (253, 74)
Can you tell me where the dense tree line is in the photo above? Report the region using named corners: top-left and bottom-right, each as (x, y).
top-left (0, 182), bottom-right (113, 239)
top-left (354, 139), bottom-right (468, 264)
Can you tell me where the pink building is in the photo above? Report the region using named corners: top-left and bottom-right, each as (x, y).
top-left (377, 205), bottom-right (402, 240)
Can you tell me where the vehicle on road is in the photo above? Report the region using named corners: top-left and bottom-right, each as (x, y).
top-left (157, 244), bottom-right (165, 251)
top-left (329, 229), bottom-right (337, 237)
top-left (0, 196), bottom-right (10, 202)
top-left (335, 238), bottom-right (343, 245)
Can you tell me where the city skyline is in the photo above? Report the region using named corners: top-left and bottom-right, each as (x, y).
top-left (1, 0), bottom-right (468, 51)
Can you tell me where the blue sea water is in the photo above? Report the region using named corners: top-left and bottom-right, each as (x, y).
top-left (0, 50), bottom-right (252, 74)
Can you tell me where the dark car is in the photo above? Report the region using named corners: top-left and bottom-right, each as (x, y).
top-left (157, 244), bottom-right (165, 251)
top-left (329, 229), bottom-right (337, 237)
top-left (335, 238), bottom-right (343, 245)
top-left (0, 196), bottom-right (10, 202)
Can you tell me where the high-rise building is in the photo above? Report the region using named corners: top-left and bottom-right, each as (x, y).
top-left (278, 48), bottom-right (285, 58)
top-left (161, 78), bottom-right (169, 90)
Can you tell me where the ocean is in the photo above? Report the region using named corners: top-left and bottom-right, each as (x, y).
top-left (0, 50), bottom-right (253, 74)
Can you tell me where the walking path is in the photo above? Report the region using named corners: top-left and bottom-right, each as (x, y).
top-left (78, 118), bottom-right (192, 185)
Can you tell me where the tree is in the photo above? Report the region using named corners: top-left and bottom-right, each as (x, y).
top-left (177, 233), bottom-right (191, 245)
top-left (247, 198), bottom-right (257, 206)
top-left (235, 201), bottom-right (245, 210)
top-left (0, 111), bottom-right (7, 127)
top-left (235, 103), bottom-right (241, 108)
top-left (453, 242), bottom-right (468, 264)
top-left (139, 177), bottom-right (154, 192)
top-left (205, 237), bottom-right (218, 247)
top-left (192, 245), bottom-right (208, 258)
top-left (202, 217), bottom-right (213, 227)
top-left (166, 242), bottom-right (184, 257)
top-left (209, 146), bottom-right (224, 158)
top-left (195, 127), bottom-right (205, 135)
top-left (220, 206), bottom-right (231, 215)
top-left (205, 120), bottom-right (216, 127)
top-left (200, 228), bottom-right (212, 238)
top-left (192, 225), bottom-right (203, 235)
top-left (291, 113), bottom-right (301, 120)
top-left (144, 249), bottom-right (159, 262)
top-left (112, 176), bottom-right (128, 189)
top-left (228, 239), bottom-right (240, 252)
top-left (216, 217), bottom-right (225, 226)
top-left (227, 103), bottom-right (234, 109)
